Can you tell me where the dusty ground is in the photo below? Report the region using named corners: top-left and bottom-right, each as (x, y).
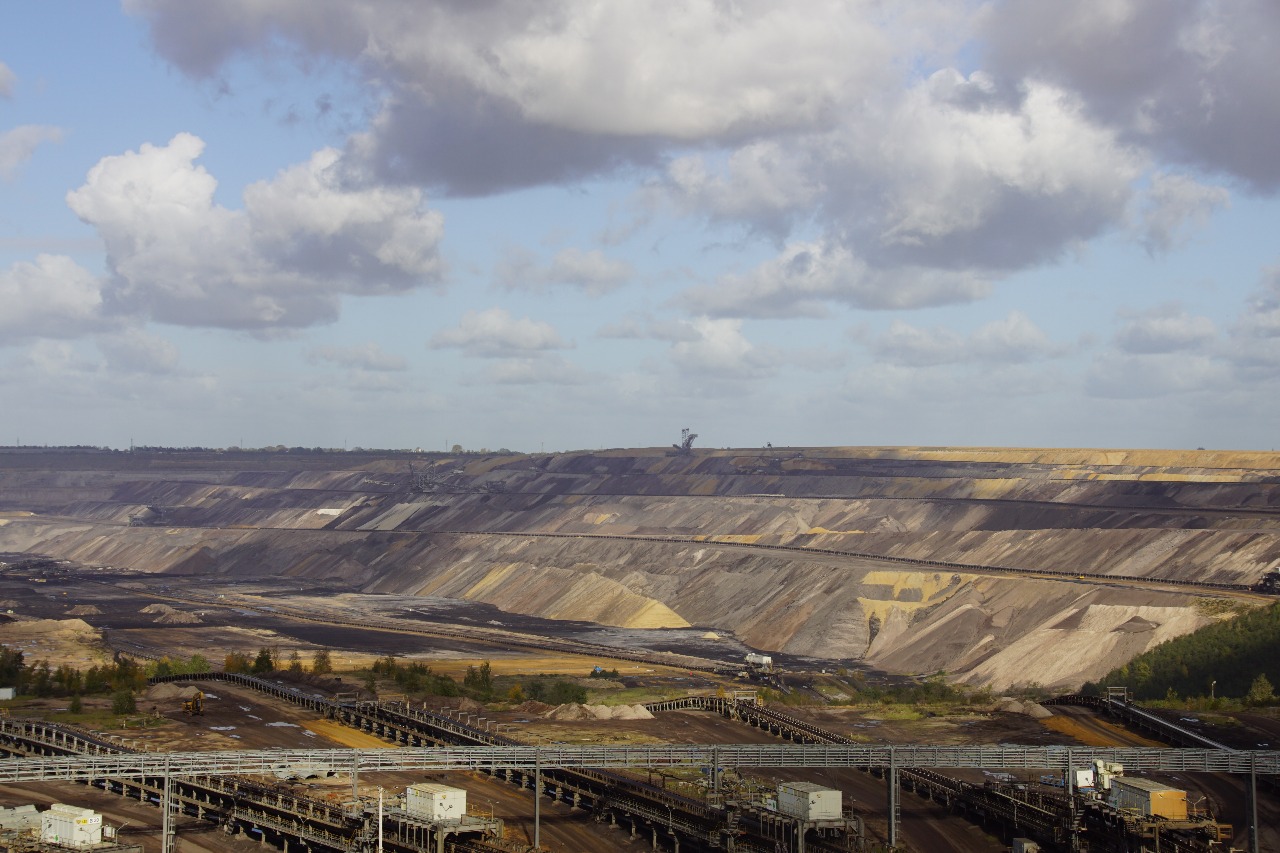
top-left (0, 616), bottom-right (112, 669)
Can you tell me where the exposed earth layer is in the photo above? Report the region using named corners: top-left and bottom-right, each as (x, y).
top-left (2, 445), bottom-right (1278, 689)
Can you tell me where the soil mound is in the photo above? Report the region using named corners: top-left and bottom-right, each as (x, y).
top-left (545, 703), bottom-right (595, 721)
top-left (434, 697), bottom-right (485, 713)
top-left (996, 697), bottom-right (1053, 719)
top-left (66, 605), bottom-right (101, 615)
top-left (145, 683), bottom-right (202, 701)
top-left (513, 700), bottom-right (553, 714)
top-left (544, 703), bottom-right (654, 721)
top-left (140, 603), bottom-right (202, 624)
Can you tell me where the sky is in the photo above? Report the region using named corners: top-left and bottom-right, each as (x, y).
top-left (2, 1), bottom-right (1279, 453)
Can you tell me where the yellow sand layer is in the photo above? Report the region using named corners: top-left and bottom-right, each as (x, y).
top-left (857, 446), bottom-right (1280, 471)
top-left (464, 562), bottom-right (519, 599)
top-left (862, 570), bottom-right (955, 599)
top-left (853, 571), bottom-right (968, 624)
top-left (707, 534), bottom-right (763, 544)
top-left (304, 719), bottom-right (395, 748)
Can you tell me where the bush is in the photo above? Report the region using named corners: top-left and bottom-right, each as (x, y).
top-left (309, 648), bottom-right (332, 674)
top-left (111, 689), bottom-right (136, 715)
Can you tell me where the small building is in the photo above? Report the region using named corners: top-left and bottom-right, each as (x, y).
top-left (1108, 777), bottom-right (1187, 820)
top-left (405, 783), bottom-right (466, 822)
top-left (0, 686), bottom-right (16, 701)
top-left (776, 782), bottom-right (841, 821)
top-left (40, 804), bottom-right (103, 847)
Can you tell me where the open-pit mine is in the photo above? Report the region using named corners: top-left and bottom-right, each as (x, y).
top-left (3, 445), bottom-right (1279, 688)
top-left (2, 445), bottom-right (1279, 853)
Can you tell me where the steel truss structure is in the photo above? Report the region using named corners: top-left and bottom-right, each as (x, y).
top-left (1, 744), bottom-right (1276, 783)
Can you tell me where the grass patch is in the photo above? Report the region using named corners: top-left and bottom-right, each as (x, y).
top-left (1195, 598), bottom-right (1248, 618)
top-left (863, 705), bottom-right (924, 722)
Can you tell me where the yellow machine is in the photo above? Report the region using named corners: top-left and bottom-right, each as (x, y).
top-left (181, 691), bottom-right (204, 716)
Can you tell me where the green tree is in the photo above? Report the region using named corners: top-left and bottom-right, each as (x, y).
top-left (110, 657), bottom-right (145, 690)
top-left (288, 651), bottom-right (304, 674)
top-left (54, 664), bottom-right (82, 694)
top-left (311, 648), bottom-right (333, 674)
top-left (0, 647), bottom-right (24, 685)
top-left (1247, 673), bottom-right (1275, 706)
top-left (187, 654), bottom-right (211, 673)
top-left (111, 689), bottom-right (137, 715)
top-left (69, 694), bottom-right (83, 714)
top-left (251, 647), bottom-right (275, 674)
top-left (84, 665), bottom-right (109, 693)
top-left (542, 680), bottom-right (588, 705)
top-left (30, 661), bottom-right (53, 697)
top-left (463, 661), bottom-right (493, 698)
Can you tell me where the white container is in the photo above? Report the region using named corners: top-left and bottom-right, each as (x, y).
top-left (776, 782), bottom-right (841, 821)
top-left (1012, 839), bottom-right (1040, 853)
top-left (745, 653), bottom-right (773, 670)
top-left (405, 783), bottom-right (466, 821)
top-left (41, 804), bottom-right (102, 847)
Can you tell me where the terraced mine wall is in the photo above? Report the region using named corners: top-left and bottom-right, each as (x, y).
top-left (2, 446), bottom-right (1279, 690)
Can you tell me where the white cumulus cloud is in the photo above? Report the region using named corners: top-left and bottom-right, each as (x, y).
top-left (983, 0), bottom-right (1280, 189)
top-left (668, 317), bottom-right (773, 380)
top-left (65, 133), bottom-right (445, 330)
top-left (0, 254), bottom-right (111, 341)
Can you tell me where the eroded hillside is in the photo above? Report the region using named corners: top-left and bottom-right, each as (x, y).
top-left (2, 445), bottom-right (1278, 689)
